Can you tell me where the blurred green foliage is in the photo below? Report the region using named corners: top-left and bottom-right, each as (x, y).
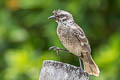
top-left (0, 0), bottom-right (120, 80)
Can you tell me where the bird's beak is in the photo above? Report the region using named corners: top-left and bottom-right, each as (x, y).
top-left (48, 15), bottom-right (56, 19)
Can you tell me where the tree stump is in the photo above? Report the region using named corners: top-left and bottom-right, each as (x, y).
top-left (39, 60), bottom-right (89, 80)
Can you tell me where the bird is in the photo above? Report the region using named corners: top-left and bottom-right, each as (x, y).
top-left (48, 9), bottom-right (100, 76)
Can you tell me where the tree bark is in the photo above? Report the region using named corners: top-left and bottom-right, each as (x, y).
top-left (39, 60), bottom-right (89, 80)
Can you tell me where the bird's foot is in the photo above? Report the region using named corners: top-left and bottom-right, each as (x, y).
top-left (49, 46), bottom-right (69, 55)
top-left (80, 67), bottom-right (84, 72)
top-left (78, 56), bottom-right (84, 72)
top-left (49, 46), bottom-right (60, 55)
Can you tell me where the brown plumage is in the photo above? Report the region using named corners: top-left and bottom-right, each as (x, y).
top-left (48, 10), bottom-right (100, 76)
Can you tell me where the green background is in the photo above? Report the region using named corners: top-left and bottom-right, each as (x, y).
top-left (0, 0), bottom-right (120, 80)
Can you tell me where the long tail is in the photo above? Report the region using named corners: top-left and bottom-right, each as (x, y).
top-left (81, 53), bottom-right (100, 77)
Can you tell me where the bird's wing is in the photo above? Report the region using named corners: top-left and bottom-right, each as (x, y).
top-left (72, 24), bottom-right (91, 53)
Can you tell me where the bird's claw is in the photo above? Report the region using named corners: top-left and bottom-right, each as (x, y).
top-left (49, 46), bottom-right (60, 55)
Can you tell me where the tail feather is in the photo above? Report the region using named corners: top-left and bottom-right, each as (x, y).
top-left (81, 53), bottom-right (100, 77)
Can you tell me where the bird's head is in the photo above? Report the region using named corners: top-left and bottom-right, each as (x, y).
top-left (48, 10), bottom-right (74, 23)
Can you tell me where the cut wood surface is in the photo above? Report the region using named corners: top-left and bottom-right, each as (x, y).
top-left (39, 60), bottom-right (89, 80)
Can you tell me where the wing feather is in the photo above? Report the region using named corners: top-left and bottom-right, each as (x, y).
top-left (72, 24), bottom-right (91, 53)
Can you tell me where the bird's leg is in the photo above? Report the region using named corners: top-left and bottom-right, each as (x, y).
top-left (49, 46), bottom-right (69, 55)
top-left (78, 56), bottom-right (84, 72)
